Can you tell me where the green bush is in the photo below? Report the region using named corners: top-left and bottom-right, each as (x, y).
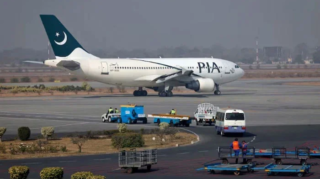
top-left (8, 166), bottom-right (29, 179)
top-left (20, 76), bottom-right (31, 82)
top-left (10, 78), bottom-right (19, 83)
top-left (71, 171), bottom-right (94, 179)
top-left (87, 175), bottom-right (106, 179)
top-left (117, 123), bottom-right (127, 133)
top-left (49, 77), bottom-right (55, 82)
top-left (111, 133), bottom-right (144, 149)
top-left (159, 122), bottom-right (169, 130)
top-left (0, 127), bottom-right (6, 142)
top-left (0, 78), bottom-right (5, 83)
top-left (70, 77), bottom-right (78, 81)
top-left (40, 167), bottom-right (64, 179)
top-left (41, 127), bottom-right (54, 141)
top-left (18, 127), bottom-right (31, 141)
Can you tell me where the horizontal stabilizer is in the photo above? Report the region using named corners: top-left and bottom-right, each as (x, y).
top-left (23, 61), bottom-right (44, 65)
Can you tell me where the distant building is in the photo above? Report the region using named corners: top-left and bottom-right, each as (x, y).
top-left (263, 46), bottom-right (283, 62)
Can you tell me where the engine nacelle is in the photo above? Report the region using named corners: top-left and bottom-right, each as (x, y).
top-left (185, 78), bottom-right (215, 92)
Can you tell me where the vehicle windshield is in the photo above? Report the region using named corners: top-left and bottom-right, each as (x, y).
top-left (226, 113), bottom-right (245, 120)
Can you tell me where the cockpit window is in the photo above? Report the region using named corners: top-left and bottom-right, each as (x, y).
top-left (235, 65), bottom-right (239, 68)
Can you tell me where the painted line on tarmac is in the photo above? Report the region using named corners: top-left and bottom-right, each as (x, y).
top-left (30, 122), bottom-right (90, 130)
top-left (21, 162), bottom-right (41, 165)
top-left (94, 158), bottom-right (111, 161)
top-left (158, 154), bottom-right (167, 157)
top-left (59, 160), bottom-right (76, 163)
top-left (247, 136), bottom-right (256, 145)
top-left (179, 128), bottom-right (200, 142)
top-left (178, 152), bottom-right (190, 155)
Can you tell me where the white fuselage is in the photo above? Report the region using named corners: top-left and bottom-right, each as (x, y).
top-left (45, 57), bottom-right (244, 88)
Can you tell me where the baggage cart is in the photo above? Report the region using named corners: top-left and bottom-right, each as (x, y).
top-left (196, 162), bottom-right (256, 176)
top-left (218, 146), bottom-right (255, 164)
top-left (119, 149), bottom-right (157, 173)
top-left (260, 163), bottom-right (311, 177)
top-left (148, 114), bottom-right (192, 127)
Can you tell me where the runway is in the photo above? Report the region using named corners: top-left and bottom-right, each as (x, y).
top-left (0, 78), bottom-right (320, 178)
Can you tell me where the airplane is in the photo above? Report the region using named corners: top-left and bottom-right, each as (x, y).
top-left (25, 15), bottom-right (245, 97)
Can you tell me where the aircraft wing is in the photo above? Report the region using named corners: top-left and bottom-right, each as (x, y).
top-left (134, 66), bottom-right (201, 84)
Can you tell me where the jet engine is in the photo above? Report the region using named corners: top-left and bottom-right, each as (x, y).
top-left (185, 78), bottom-right (215, 92)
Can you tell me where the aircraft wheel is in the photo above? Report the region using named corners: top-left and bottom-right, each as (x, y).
top-left (214, 90), bottom-right (221, 95)
top-left (142, 90), bottom-right (148, 96)
top-left (166, 91), bottom-right (173, 97)
top-left (158, 91), bottom-right (167, 97)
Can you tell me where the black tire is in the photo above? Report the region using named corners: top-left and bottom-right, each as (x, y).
top-left (234, 171), bottom-right (240, 176)
top-left (185, 123), bottom-right (190, 127)
top-left (222, 159), bottom-right (228, 164)
top-left (157, 119), bottom-right (160, 126)
top-left (143, 118), bottom-right (147, 124)
top-left (275, 159), bottom-right (282, 165)
top-left (128, 119), bottom-right (132, 124)
top-left (142, 90), bottom-right (147, 96)
top-left (107, 117), bottom-right (111, 123)
top-left (300, 159), bottom-right (306, 165)
top-left (147, 165), bottom-right (151, 171)
top-left (297, 173), bottom-right (303, 177)
top-left (127, 167), bottom-right (134, 174)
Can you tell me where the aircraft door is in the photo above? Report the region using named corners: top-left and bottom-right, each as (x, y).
top-left (101, 62), bottom-right (109, 75)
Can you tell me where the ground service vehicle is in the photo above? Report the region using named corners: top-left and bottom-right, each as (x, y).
top-left (148, 114), bottom-right (192, 127)
top-left (215, 108), bottom-right (246, 136)
top-left (101, 112), bottom-right (121, 123)
top-left (102, 104), bottom-right (147, 124)
top-left (119, 149), bottom-right (157, 173)
top-left (194, 103), bottom-right (219, 126)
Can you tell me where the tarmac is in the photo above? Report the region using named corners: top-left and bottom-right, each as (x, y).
top-left (0, 78), bottom-right (320, 178)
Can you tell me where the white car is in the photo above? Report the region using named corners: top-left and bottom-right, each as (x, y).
top-left (101, 113), bottom-right (121, 123)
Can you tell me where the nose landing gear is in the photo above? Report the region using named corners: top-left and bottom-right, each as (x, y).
top-left (214, 84), bottom-right (221, 95)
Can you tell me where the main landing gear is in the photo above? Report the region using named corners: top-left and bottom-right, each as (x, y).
top-left (133, 87), bottom-right (147, 96)
top-left (158, 90), bottom-right (173, 97)
top-left (214, 84), bottom-right (221, 95)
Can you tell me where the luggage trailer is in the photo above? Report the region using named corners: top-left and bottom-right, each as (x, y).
top-left (148, 114), bottom-right (192, 127)
top-left (219, 146), bottom-right (314, 165)
top-left (119, 149), bottom-right (157, 174)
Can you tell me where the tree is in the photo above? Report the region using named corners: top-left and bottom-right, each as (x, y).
top-left (313, 49), bottom-right (320, 63)
top-left (294, 43), bottom-right (309, 59)
top-left (71, 136), bottom-right (87, 153)
top-left (294, 54), bottom-right (304, 64)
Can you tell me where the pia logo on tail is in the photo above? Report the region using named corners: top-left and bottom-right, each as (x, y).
top-left (54, 31), bottom-right (67, 45)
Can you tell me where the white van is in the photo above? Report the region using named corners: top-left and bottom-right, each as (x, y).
top-left (215, 108), bottom-right (246, 136)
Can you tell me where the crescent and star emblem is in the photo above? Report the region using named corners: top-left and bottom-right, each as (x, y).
top-left (54, 31), bottom-right (67, 45)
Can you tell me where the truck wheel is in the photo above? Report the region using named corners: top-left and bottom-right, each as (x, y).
top-left (147, 165), bottom-right (151, 171)
top-left (128, 119), bottom-right (132, 124)
top-left (185, 123), bottom-right (190, 127)
top-left (107, 117), bottom-right (111, 123)
top-left (157, 119), bottom-right (160, 126)
top-left (234, 171), bottom-right (240, 176)
top-left (127, 167), bottom-right (134, 174)
top-left (169, 121), bottom-right (174, 127)
top-left (143, 118), bottom-right (147, 124)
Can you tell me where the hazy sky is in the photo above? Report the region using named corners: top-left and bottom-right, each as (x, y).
top-left (0, 0), bottom-right (319, 51)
